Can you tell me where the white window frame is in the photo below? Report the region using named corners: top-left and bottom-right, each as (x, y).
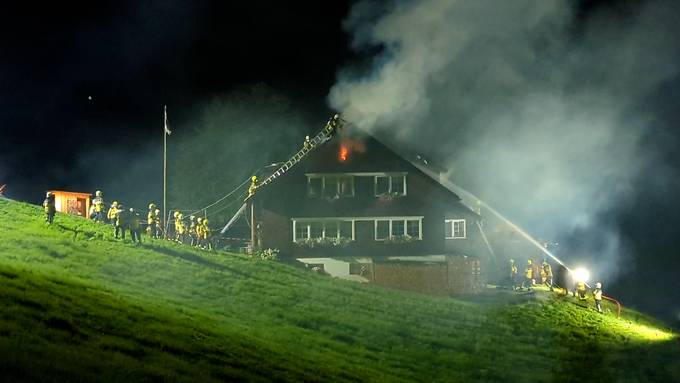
top-left (307, 175), bottom-right (355, 198)
top-left (374, 174), bottom-right (407, 197)
top-left (292, 219), bottom-right (356, 242)
top-left (374, 218), bottom-right (422, 241)
top-left (445, 219), bottom-right (467, 239)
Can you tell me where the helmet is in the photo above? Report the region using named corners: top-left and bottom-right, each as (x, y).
top-left (509, 259), bottom-right (514, 263)
top-left (95, 190), bottom-right (102, 197)
top-left (189, 215), bottom-right (195, 220)
top-left (527, 259), bottom-right (532, 265)
top-left (203, 219), bottom-right (209, 225)
top-left (178, 213), bottom-right (183, 219)
top-left (155, 208), bottom-right (160, 214)
top-left (129, 208), bottom-right (134, 212)
top-left (112, 201), bottom-right (118, 207)
top-left (173, 211), bottom-right (180, 218)
top-left (305, 135), bottom-right (310, 140)
top-left (148, 203), bottom-right (156, 209)
top-left (595, 282), bottom-right (602, 289)
top-left (46, 192), bottom-right (51, 197)
top-left (197, 217), bottom-right (203, 223)
top-left (251, 175), bottom-right (257, 181)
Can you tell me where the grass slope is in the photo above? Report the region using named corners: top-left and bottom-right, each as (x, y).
top-left (0, 198), bottom-right (678, 382)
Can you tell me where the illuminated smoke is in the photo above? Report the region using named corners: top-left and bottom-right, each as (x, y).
top-left (329, 0), bottom-right (680, 281)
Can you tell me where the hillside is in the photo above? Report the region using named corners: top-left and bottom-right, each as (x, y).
top-left (0, 198), bottom-right (678, 382)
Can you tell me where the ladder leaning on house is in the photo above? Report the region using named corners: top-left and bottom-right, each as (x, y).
top-left (249, 114), bottom-right (345, 195)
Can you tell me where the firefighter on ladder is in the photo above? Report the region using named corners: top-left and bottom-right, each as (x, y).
top-left (43, 192), bottom-right (56, 224)
top-left (303, 135), bottom-right (311, 150)
top-left (324, 114), bottom-right (341, 136)
top-left (248, 176), bottom-right (258, 199)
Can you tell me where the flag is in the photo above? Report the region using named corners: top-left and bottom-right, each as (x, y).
top-left (164, 105), bottom-right (172, 136)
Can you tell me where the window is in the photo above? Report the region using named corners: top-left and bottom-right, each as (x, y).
top-left (374, 218), bottom-right (422, 241)
top-left (307, 175), bottom-right (354, 198)
top-left (295, 222), bottom-right (309, 240)
top-left (293, 219), bottom-right (355, 242)
top-left (406, 220), bottom-right (420, 237)
top-left (445, 219), bottom-right (466, 239)
top-left (391, 220), bottom-right (405, 237)
top-left (375, 220), bottom-right (390, 240)
top-left (339, 221), bottom-right (353, 239)
top-left (374, 174), bottom-right (407, 197)
top-left (308, 177), bottom-right (322, 196)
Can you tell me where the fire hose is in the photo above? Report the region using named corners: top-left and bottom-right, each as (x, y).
top-left (603, 295), bottom-right (622, 317)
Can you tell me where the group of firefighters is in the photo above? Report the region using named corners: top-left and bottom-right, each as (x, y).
top-left (508, 258), bottom-right (604, 313)
top-left (42, 190), bottom-right (212, 250)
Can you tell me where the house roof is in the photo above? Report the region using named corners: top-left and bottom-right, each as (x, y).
top-left (48, 190), bottom-right (92, 198)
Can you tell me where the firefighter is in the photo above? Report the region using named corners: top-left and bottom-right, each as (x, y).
top-left (303, 135), bottom-right (311, 150)
top-left (509, 259), bottom-right (518, 290)
top-left (200, 218), bottom-right (212, 251)
top-left (248, 176), bottom-right (258, 199)
top-left (114, 203), bottom-right (128, 239)
top-left (522, 259), bottom-right (534, 291)
top-left (154, 208), bottom-right (162, 238)
top-left (195, 218), bottom-right (204, 247)
top-left (324, 114), bottom-right (341, 135)
top-left (574, 280), bottom-right (588, 301)
top-left (188, 215), bottom-right (198, 246)
top-left (128, 207), bottom-right (142, 243)
top-left (593, 282), bottom-right (603, 312)
top-left (542, 259), bottom-right (554, 291)
top-left (147, 203), bottom-right (157, 238)
top-left (43, 192), bottom-right (56, 224)
top-left (92, 190), bottom-right (105, 222)
top-left (174, 212), bottom-right (186, 243)
top-left (107, 201), bottom-right (119, 227)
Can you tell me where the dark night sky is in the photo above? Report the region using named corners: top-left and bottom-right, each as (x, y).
top-left (1, 1), bottom-right (679, 326)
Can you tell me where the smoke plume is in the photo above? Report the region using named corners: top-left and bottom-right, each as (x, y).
top-left (329, 0), bottom-right (680, 281)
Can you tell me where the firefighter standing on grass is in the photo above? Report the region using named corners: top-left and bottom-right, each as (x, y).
top-left (128, 208), bottom-right (142, 243)
top-left (92, 190), bottom-right (105, 222)
top-left (174, 212), bottom-right (186, 243)
top-left (107, 201), bottom-right (119, 227)
top-left (43, 192), bottom-right (56, 224)
top-left (522, 259), bottom-right (534, 291)
top-left (114, 203), bottom-right (129, 239)
top-left (147, 204), bottom-right (157, 238)
top-left (509, 259), bottom-right (518, 290)
top-left (542, 259), bottom-right (554, 291)
top-left (574, 280), bottom-right (588, 301)
top-left (200, 218), bottom-right (212, 250)
top-left (593, 282), bottom-right (603, 312)
top-left (195, 218), bottom-right (204, 247)
top-left (188, 215), bottom-right (198, 246)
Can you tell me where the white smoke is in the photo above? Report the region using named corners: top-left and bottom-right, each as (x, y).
top-left (329, 0), bottom-right (679, 280)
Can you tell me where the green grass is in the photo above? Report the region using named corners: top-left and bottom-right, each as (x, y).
top-left (0, 198), bottom-right (678, 382)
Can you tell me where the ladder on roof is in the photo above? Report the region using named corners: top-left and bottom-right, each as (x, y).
top-left (253, 114), bottom-right (344, 192)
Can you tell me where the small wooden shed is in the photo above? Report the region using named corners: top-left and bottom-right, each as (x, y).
top-left (48, 190), bottom-right (92, 218)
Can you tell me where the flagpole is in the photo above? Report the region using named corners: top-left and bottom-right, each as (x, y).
top-left (163, 105), bottom-right (168, 239)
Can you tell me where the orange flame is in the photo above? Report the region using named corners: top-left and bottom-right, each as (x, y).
top-left (339, 145), bottom-right (348, 161)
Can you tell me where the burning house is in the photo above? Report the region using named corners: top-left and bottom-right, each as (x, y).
top-left (243, 126), bottom-right (495, 285)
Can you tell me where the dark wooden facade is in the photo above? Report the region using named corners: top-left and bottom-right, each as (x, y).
top-left (253, 133), bottom-right (490, 261)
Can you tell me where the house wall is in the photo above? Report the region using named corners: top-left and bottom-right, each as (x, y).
top-left (255, 135), bottom-right (486, 260)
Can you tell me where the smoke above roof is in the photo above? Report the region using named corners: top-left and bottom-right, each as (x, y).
top-left (329, 0), bottom-right (680, 281)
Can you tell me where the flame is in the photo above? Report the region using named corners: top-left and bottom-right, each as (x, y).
top-left (339, 145), bottom-right (349, 161)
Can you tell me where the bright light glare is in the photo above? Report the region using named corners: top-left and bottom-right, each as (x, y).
top-left (571, 267), bottom-right (590, 283)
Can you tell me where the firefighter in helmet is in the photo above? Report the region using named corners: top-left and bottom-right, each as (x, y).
top-left (174, 212), bottom-right (186, 243)
top-left (195, 217), bottom-right (204, 247)
top-left (593, 282), bottom-right (603, 312)
top-left (128, 207), bottom-right (142, 243)
top-left (154, 208), bottom-right (162, 238)
top-left (542, 259), bottom-right (554, 291)
top-left (574, 279), bottom-right (588, 301)
top-left (92, 190), bottom-right (105, 222)
top-left (509, 259), bottom-right (518, 290)
top-left (147, 203), bottom-right (157, 238)
top-left (43, 192), bottom-right (56, 224)
top-left (200, 218), bottom-right (212, 251)
top-left (188, 215), bottom-right (198, 246)
top-left (522, 259), bottom-right (534, 291)
top-left (114, 203), bottom-right (128, 239)
top-left (248, 176), bottom-right (258, 198)
top-left (107, 201), bottom-right (119, 227)
top-left (303, 135), bottom-right (311, 150)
